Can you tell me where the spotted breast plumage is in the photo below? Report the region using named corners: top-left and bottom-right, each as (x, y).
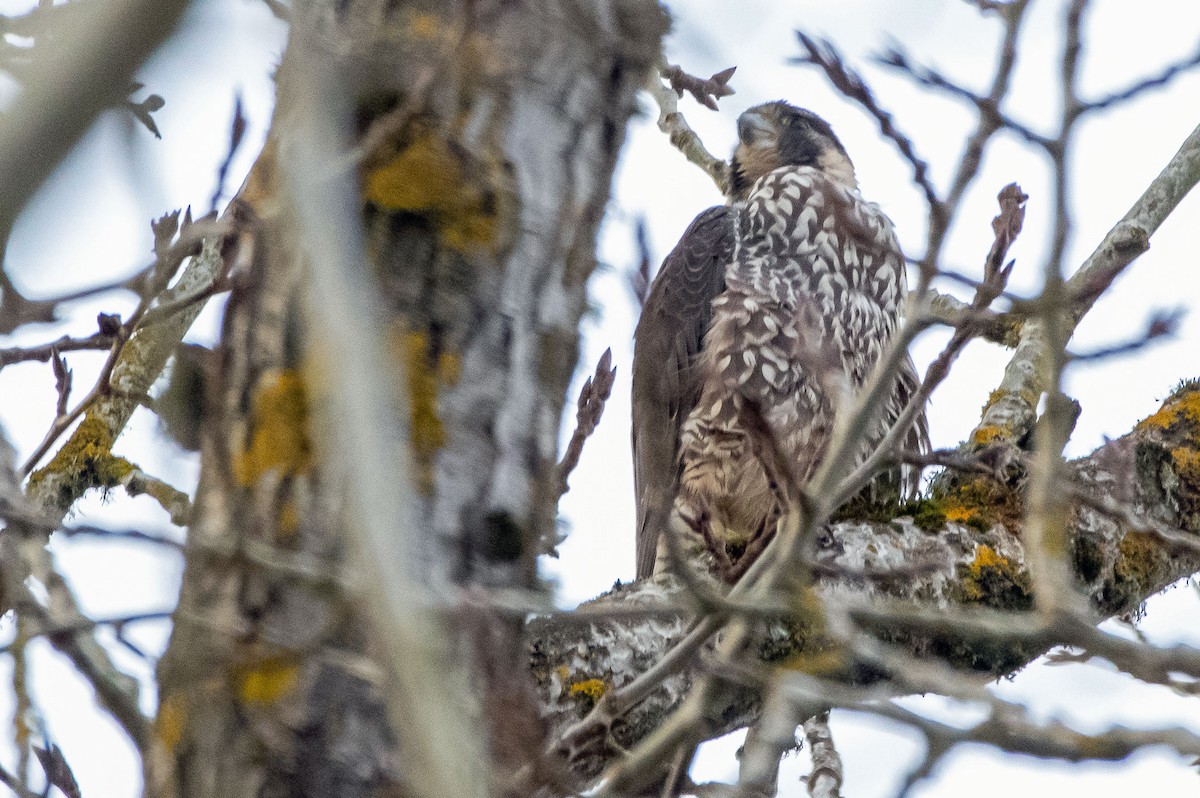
top-left (631, 101), bottom-right (928, 580)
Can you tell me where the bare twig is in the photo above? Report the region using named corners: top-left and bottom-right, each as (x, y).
top-left (875, 45), bottom-right (1050, 149)
top-left (0, 609), bottom-right (174, 655)
top-left (644, 59), bottom-right (731, 194)
top-left (660, 62), bottom-right (736, 111)
top-left (737, 682), bottom-right (804, 796)
top-left (209, 95), bottom-right (248, 213)
top-left (50, 347), bottom-right (71, 419)
top-left (0, 332), bottom-right (115, 369)
top-left (32, 743), bottom-right (81, 798)
top-left (1083, 42), bottom-right (1200, 112)
top-left (793, 33), bottom-right (942, 222)
top-left (629, 217), bottom-right (652, 309)
top-left (554, 348), bottom-right (616, 503)
top-left (1068, 308), bottom-right (1183, 362)
top-left (0, 762), bottom-right (34, 798)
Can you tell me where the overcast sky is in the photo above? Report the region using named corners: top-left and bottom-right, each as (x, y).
top-left (1, 0), bottom-right (1199, 795)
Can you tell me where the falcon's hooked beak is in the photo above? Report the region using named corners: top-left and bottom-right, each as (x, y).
top-left (736, 109), bottom-right (776, 150)
top-left (728, 102), bottom-right (858, 200)
top-left (730, 107), bottom-right (784, 200)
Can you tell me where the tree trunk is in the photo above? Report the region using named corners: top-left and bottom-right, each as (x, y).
top-left (148, 2), bottom-right (666, 796)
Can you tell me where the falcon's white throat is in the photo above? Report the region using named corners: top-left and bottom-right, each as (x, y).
top-left (818, 148), bottom-right (858, 189)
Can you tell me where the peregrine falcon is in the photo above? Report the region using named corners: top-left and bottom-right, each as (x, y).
top-left (631, 101), bottom-right (928, 580)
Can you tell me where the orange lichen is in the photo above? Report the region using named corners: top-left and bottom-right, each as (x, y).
top-left (970, 425), bottom-right (1006, 446)
top-left (233, 369), bottom-right (313, 487)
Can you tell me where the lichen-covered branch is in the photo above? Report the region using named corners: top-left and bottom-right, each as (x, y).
top-left (975, 119), bottom-right (1200, 446)
top-left (525, 382), bottom-right (1200, 785)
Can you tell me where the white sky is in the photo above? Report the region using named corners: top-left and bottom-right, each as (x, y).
top-left (1, 0), bottom-right (1199, 795)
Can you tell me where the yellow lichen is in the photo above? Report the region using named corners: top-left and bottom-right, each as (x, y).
top-left (278, 499), bottom-right (300, 538)
top-left (1136, 389), bottom-right (1200, 432)
top-left (970, 425), bottom-right (1006, 446)
top-left (233, 369), bottom-right (312, 487)
top-left (959, 543), bottom-right (1031, 608)
top-left (568, 678), bottom-right (607, 707)
top-left (1172, 447), bottom-right (1200, 484)
top-left (392, 327), bottom-right (461, 494)
top-left (363, 131), bottom-right (498, 252)
top-left (782, 648), bottom-right (845, 676)
top-left (980, 389), bottom-right (1006, 416)
top-left (234, 659), bottom-right (300, 706)
top-left (27, 414), bottom-right (137, 508)
top-left (155, 693), bottom-right (187, 752)
top-left (942, 503), bottom-right (982, 525)
top-left (1114, 531), bottom-right (1169, 598)
top-left (936, 475), bottom-right (1022, 532)
top-left (409, 11), bottom-right (443, 40)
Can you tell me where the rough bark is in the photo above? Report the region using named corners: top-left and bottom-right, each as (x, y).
top-left (149, 2), bottom-right (666, 796)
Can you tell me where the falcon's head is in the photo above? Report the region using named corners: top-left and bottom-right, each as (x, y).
top-left (729, 101), bottom-right (857, 200)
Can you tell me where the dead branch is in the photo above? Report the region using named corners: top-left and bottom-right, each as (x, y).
top-left (0, 332), bottom-right (115, 369)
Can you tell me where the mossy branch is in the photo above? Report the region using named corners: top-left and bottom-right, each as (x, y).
top-left (26, 236), bottom-right (224, 512)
